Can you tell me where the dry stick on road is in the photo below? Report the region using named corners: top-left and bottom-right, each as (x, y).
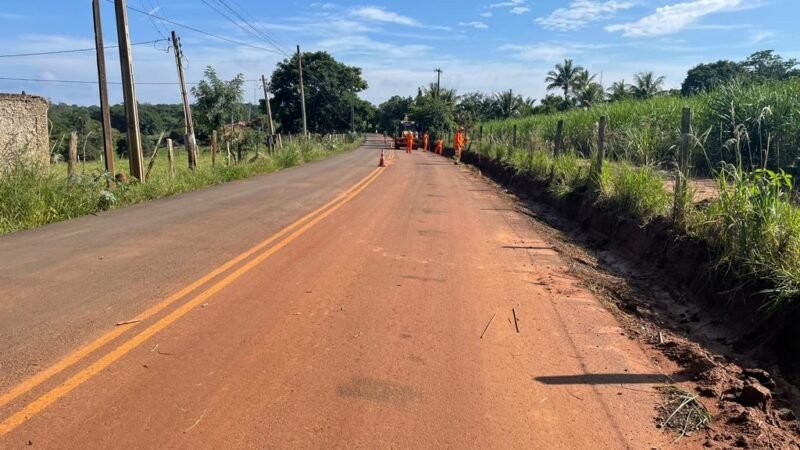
top-left (144, 132), bottom-right (166, 181)
top-left (512, 308), bottom-right (520, 333)
top-left (480, 313), bottom-right (497, 339)
top-left (166, 138), bottom-right (175, 178)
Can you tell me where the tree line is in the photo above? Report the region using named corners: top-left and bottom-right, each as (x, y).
top-left (49, 50), bottom-right (376, 161)
top-left (372, 49), bottom-right (798, 139)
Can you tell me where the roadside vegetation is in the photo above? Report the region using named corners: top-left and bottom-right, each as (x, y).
top-left (0, 135), bottom-right (362, 235)
top-left (440, 51), bottom-right (800, 314)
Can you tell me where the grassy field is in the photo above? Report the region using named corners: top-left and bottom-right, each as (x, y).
top-left (0, 135), bottom-right (363, 236)
top-left (474, 80), bottom-right (800, 314)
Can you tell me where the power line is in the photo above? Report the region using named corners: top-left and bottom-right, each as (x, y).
top-left (0, 76), bottom-right (196, 85)
top-left (107, 0), bottom-right (283, 55)
top-left (0, 39), bottom-right (168, 59)
top-left (0, 76), bottom-right (261, 86)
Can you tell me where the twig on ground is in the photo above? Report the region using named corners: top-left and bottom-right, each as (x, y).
top-left (480, 313), bottom-right (497, 339)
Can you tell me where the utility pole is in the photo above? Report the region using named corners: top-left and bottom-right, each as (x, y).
top-left (434, 68), bottom-right (443, 98)
top-left (297, 45), bottom-right (308, 139)
top-left (171, 30), bottom-right (197, 169)
top-left (92, 0), bottom-right (114, 178)
top-left (261, 75), bottom-right (275, 136)
top-left (113, 0), bottom-right (144, 181)
top-left (261, 75), bottom-right (275, 152)
top-left (350, 89), bottom-right (355, 133)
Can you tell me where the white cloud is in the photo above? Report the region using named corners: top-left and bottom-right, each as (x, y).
top-left (480, 12), bottom-right (493, 17)
top-left (349, 6), bottom-right (420, 27)
top-left (536, 1), bottom-right (634, 31)
top-left (490, 0), bottom-right (525, 7)
top-left (459, 21), bottom-right (489, 29)
top-left (605, 0), bottom-right (747, 37)
top-left (510, 6), bottom-right (530, 14)
top-left (500, 41), bottom-right (608, 62)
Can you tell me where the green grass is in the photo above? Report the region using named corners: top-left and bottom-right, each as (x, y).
top-left (692, 166), bottom-right (800, 312)
top-left (473, 80), bottom-right (800, 314)
top-left (0, 135), bottom-right (363, 235)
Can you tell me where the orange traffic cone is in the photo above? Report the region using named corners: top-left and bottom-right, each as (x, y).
top-left (378, 148), bottom-right (386, 167)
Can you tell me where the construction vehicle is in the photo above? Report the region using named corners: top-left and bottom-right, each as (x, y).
top-left (393, 115), bottom-right (420, 150)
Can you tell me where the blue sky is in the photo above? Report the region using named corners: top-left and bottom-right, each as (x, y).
top-left (0, 0), bottom-right (795, 106)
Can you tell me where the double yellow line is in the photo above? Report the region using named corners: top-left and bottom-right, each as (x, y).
top-left (0, 165), bottom-right (385, 436)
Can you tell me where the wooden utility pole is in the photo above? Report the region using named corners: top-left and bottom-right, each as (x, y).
top-left (113, 0), bottom-right (145, 181)
top-left (296, 45), bottom-right (308, 139)
top-left (171, 31), bottom-right (197, 169)
top-left (434, 68), bottom-right (443, 98)
top-left (92, 0), bottom-right (114, 177)
top-left (261, 75), bottom-right (275, 136)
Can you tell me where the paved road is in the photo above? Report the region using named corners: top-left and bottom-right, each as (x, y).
top-left (0, 135), bottom-right (671, 448)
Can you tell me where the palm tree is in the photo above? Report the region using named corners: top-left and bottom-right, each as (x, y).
top-left (572, 69), bottom-right (603, 108)
top-left (494, 89), bottom-right (525, 119)
top-left (631, 72), bottom-right (665, 99)
top-left (545, 59), bottom-right (584, 102)
top-left (607, 80), bottom-right (631, 102)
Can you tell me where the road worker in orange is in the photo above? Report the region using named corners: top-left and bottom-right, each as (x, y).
top-left (422, 132), bottom-right (430, 152)
top-left (454, 127), bottom-right (468, 164)
top-left (434, 138), bottom-right (443, 155)
top-left (405, 132), bottom-right (414, 154)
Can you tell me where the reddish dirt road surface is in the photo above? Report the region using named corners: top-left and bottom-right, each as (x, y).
top-left (0, 135), bottom-right (678, 448)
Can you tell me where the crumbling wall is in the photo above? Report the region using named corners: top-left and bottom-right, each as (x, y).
top-left (0, 94), bottom-right (50, 173)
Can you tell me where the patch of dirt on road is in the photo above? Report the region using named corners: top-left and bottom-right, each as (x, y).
top-left (465, 166), bottom-right (800, 449)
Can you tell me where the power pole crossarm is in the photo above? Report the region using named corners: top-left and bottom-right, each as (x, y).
top-left (171, 31), bottom-right (197, 169)
top-left (92, 0), bottom-right (115, 178)
top-left (113, 0), bottom-right (145, 181)
top-left (297, 45), bottom-right (308, 139)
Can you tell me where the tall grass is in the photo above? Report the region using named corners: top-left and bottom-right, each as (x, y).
top-left (475, 79), bottom-right (800, 314)
top-left (0, 135), bottom-right (363, 235)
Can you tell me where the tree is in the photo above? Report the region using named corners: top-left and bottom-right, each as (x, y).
top-left (191, 66), bottom-right (245, 136)
top-left (454, 92), bottom-right (492, 127)
top-left (545, 59), bottom-right (584, 102)
top-left (270, 51), bottom-right (368, 134)
top-left (681, 60), bottom-right (747, 95)
top-left (493, 89), bottom-right (526, 119)
top-left (631, 72), bottom-right (665, 99)
top-left (607, 80), bottom-right (632, 102)
top-left (573, 70), bottom-right (603, 107)
top-left (410, 96), bottom-right (454, 140)
top-left (375, 96), bottom-right (414, 134)
top-left (534, 94), bottom-right (569, 115)
top-left (742, 50), bottom-right (799, 81)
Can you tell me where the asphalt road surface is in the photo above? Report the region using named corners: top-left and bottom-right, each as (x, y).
top-left (0, 135), bottom-right (673, 448)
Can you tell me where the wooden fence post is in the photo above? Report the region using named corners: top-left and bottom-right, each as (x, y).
top-left (512, 124), bottom-right (517, 148)
top-left (167, 138), bottom-right (175, 178)
top-left (673, 107), bottom-right (691, 224)
top-left (554, 120), bottom-right (564, 155)
top-left (144, 132), bottom-right (165, 181)
top-left (593, 116), bottom-right (607, 184)
top-left (211, 130), bottom-right (218, 168)
top-left (67, 131), bottom-right (78, 177)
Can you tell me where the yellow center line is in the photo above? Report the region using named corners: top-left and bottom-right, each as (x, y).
top-left (0, 166), bottom-right (385, 436)
top-left (0, 166), bottom-right (382, 420)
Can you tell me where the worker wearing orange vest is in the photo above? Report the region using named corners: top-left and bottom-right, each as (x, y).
top-left (422, 132), bottom-right (430, 152)
top-left (434, 139), bottom-right (443, 155)
top-left (454, 127), bottom-right (468, 163)
top-left (405, 132), bottom-right (414, 154)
